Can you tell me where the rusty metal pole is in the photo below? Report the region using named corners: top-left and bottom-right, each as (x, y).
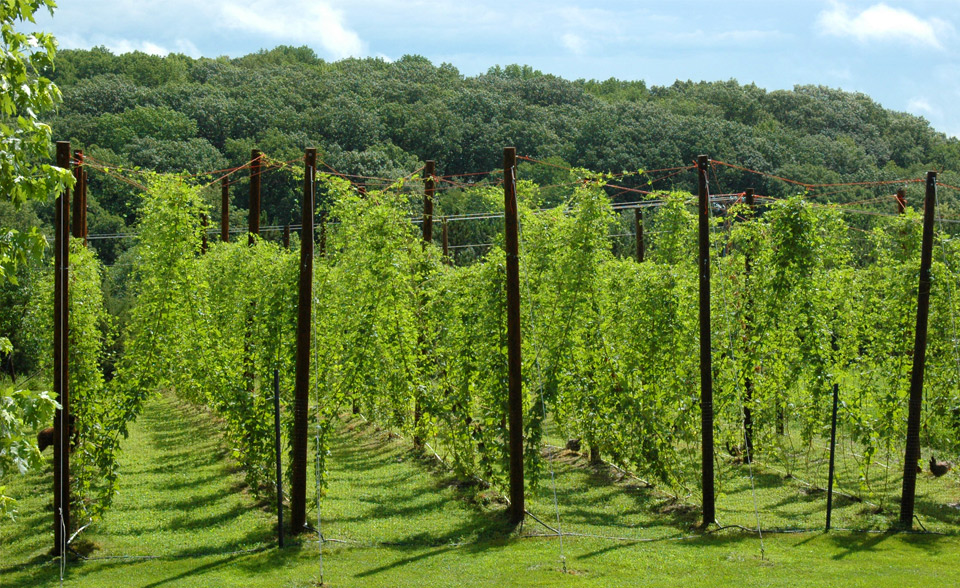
top-left (291, 148), bottom-right (316, 534)
top-left (504, 147), bottom-right (525, 525)
top-left (899, 171), bottom-right (937, 528)
top-left (53, 141), bottom-right (71, 555)
top-left (283, 224), bottom-right (290, 250)
top-left (742, 188), bottom-right (755, 463)
top-left (896, 188), bottom-right (907, 215)
top-left (221, 177), bottom-right (230, 243)
top-left (249, 149), bottom-right (262, 245)
top-left (414, 160), bottom-right (436, 448)
top-left (697, 154), bottom-right (716, 526)
top-left (634, 208), bottom-right (644, 262)
top-left (72, 150), bottom-right (83, 240)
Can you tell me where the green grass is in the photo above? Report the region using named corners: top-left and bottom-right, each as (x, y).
top-left (3, 393), bottom-right (960, 587)
top-left (533, 415), bottom-right (960, 535)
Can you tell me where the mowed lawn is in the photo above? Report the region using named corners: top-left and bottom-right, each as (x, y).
top-left (2, 393), bottom-right (960, 588)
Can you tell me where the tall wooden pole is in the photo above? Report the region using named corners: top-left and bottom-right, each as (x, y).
top-left (72, 150), bottom-right (83, 240)
top-left (221, 177), bottom-right (230, 243)
top-left (742, 188), bottom-right (755, 462)
top-left (414, 160), bottom-right (436, 448)
top-left (634, 208), bottom-right (644, 262)
top-left (53, 141), bottom-right (71, 555)
top-left (291, 148), bottom-right (316, 533)
top-left (504, 147), bottom-right (525, 525)
top-left (697, 154), bottom-right (716, 526)
top-left (249, 149), bottom-right (262, 245)
top-left (899, 171), bottom-right (937, 528)
top-left (283, 224), bottom-right (290, 250)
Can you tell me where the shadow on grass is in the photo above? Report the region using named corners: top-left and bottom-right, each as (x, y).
top-left (354, 545), bottom-right (459, 577)
top-left (321, 420), bottom-right (516, 548)
top-left (914, 496), bottom-right (960, 526)
top-left (531, 448), bottom-right (701, 533)
top-left (827, 531), bottom-right (894, 559)
top-left (138, 552), bottom-right (245, 588)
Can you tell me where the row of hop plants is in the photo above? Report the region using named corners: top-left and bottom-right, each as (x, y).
top-left (127, 168), bottom-right (960, 509)
top-left (117, 174), bottom-right (297, 497)
top-left (2, 227), bottom-right (126, 525)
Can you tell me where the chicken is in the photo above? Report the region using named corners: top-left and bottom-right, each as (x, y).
top-left (930, 456), bottom-right (953, 477)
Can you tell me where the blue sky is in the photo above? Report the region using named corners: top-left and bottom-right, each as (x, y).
top-left (33, 1), bottom-right (960, 137)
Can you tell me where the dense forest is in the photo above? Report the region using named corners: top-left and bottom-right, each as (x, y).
top-left (23, 45), bottom-right (960, 264)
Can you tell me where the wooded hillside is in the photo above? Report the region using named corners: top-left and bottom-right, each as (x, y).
top-left (40, 45), bottom-right (960, 264)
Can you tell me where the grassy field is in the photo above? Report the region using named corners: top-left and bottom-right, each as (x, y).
top-left (2, 392), bottom-right (960, 587)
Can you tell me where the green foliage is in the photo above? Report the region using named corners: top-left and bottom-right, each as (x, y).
top-left (0, 0), bottom-right (72, 282)
top-left (68, 242), bottom-right (121, 523)
top-left (97, 166), bottom-right (960, 516)
top-left (312, 178), bottom-right (428, 489)
top-left (116, 172), bottom-right (299, 496)
top-left (0, 385), bottom-right (57, 516)
top-left (112, 174), bottom-right (205, 434)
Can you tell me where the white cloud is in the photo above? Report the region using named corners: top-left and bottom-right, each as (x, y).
top-left (219, 1), bottom-right (365, 59)
top-left (57, 35), bottom-right (201, 58)
top-left (817, 2), bottom-right (950, 49)
top-left (173, 39), bottom-right (202, 58)
top-left (907, 96), bottom-right (939, 116)
top-left (102, 39), bottom-right (170, 56)
top-left (561, 33), bottom-right (586, 55)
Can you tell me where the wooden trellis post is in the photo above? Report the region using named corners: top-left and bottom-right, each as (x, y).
top-left (697, 154), bottom-right (716, 526)
top-left (899, 171), bottom-right (937, 528)
top-left (291, 148), bottom-right (316, 533)
top-left (504, 147), bottom-right (525, 525)
top-left (53, 141), bottom-right (71, 555)
top-left (72, 150), bottom-right (83, 240)
top-left (414, 160), bottom-right (436, 448)
top-left (742, 188), bottom-right (754, 462)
